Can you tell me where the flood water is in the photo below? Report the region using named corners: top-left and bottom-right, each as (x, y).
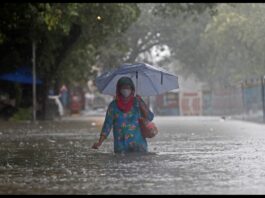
top-left (1, 116), bottom-right (265, 194)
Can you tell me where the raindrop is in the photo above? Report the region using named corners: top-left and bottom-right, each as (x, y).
top-left (73, 171), bottom-right (78, 175)
top-left (47, 138), bottom-right (56, 143)
top-left (6, 163), bottom-right (12, 169)
top-left (0, 132), bottom-right (2, 135)
top-left (65, 169), bottom-right (72, 175)
top-left (91, 122), bottom-right (96, 126)
top-left (81, 168), bottom-right (87, 174)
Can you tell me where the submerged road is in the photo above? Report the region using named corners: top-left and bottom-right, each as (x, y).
top-left (0, 116), bottom-right (265, 194)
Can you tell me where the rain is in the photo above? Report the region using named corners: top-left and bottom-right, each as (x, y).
top-left (0, 3), bottom-right (265, 195)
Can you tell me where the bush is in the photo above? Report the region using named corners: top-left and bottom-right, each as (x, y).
top-left (9, 107), bottom-right (32, 121)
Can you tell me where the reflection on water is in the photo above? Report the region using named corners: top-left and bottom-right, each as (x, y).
top-left (0, 118), bottom-right (265, 194)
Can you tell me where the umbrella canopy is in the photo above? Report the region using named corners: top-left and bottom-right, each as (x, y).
top-left (0, 67), bottom-right (42, 85)
top-left (95, 63), bottom-right (178, 96)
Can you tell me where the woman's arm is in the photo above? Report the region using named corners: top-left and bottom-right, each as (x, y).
top-left (92, 102), bottom-right (114, 149)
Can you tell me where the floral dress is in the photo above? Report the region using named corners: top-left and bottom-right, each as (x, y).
top-left (100, 97), bottom-right (154, 153)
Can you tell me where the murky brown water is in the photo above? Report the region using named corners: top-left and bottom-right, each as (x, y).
top-left (0, 117), bottom-right (265, 194)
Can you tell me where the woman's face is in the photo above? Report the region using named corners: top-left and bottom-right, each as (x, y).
top-left (120, 84), bottom-right (132, 98)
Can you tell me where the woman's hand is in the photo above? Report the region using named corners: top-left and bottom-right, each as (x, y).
top-left (92, 134), bottom-right (106, 149)
top-left (92, 142), bottom-right (102, 149)
top-left (136, 94), bottom-right (142, 101)
top-left (136, 94), bottom-right (144, 106)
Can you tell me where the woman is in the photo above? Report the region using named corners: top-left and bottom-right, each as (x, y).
top-left (92, 76), bottom-right (154, 153)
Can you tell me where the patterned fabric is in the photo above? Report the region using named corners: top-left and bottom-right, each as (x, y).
top-left (100, 97), bottom-right (154, 153)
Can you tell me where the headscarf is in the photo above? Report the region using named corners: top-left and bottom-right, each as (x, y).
top-left (116, 77), bottom-right (135, 113)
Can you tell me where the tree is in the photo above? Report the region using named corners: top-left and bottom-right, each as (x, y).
top-left (201, 4), bottom-right (265, 84)
top-left (85, 3), bottom-right (220, 75)
top-left (0, 3), bottom-right (140, 119)
top-left (152, 3), bottom-right (265, 89)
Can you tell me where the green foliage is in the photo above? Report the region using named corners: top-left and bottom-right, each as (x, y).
top-left (110, 3), bottom-right (219, 70)
top-left (152, 3), bottom-right (218, 19)
top-left (0, 3), bottom-right (140, 83)
top-left (9, 108), bottom-right (32, 121)
top-left (0, 3), bottom-right (140, 118)
top-left (196, 3), bottom-right (265, 86)
top-left (6, 3), bottom-right (263, 95)
top-left (139, 3), bottom-right (265, 88)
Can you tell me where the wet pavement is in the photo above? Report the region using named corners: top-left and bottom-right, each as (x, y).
top-left (0, 116), bottom-right (265, 194)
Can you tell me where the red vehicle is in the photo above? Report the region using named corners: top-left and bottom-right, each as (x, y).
top-left (70, 95), bottom-right (81, 114)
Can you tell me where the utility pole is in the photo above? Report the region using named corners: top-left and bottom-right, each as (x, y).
top-left (241, 80), bottom-right (246, 119)
top-left (262, 75), bottom-right (265, 123)
top-left (32, 40), bottom-right (36, 123)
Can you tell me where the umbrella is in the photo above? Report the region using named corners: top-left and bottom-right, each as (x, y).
top-left (95, 63), bottom-right (178, 96)
top-left (0, 67), bottom-right (42, 85)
